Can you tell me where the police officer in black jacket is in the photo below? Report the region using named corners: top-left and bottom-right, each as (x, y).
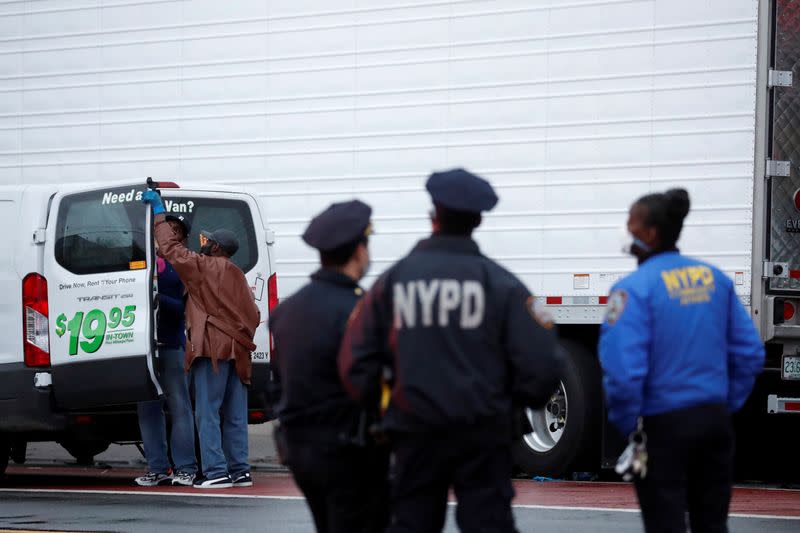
top-left (269, 200), bottom-right (389, 533)
top-left (338, 169), bottom-right (565, 533)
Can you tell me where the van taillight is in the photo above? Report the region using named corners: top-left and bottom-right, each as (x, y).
top-left (267, 273), bottom-right (278, 351)
top-left (267, 273), bottom-right (279, 314)
top-left (23, 273), bottom-right (50, 367)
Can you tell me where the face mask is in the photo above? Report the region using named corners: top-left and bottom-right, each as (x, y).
top-left (619, 226), bottom-right (651, 256)
top-left (200, 243), bottom-right (215, 256)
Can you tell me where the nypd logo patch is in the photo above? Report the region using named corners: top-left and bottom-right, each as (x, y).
top-left (605, 289), bottom-right (628, 326)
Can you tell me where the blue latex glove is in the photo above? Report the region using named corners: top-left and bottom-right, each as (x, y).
top-left (141, 189), bottom-right (166, 215)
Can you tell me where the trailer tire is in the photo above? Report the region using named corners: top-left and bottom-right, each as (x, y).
top-left (512, 340), bottom-right (602, 478)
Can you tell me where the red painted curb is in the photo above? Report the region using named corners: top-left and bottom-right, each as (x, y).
top-left (4, 466), bottom-right (800, 517)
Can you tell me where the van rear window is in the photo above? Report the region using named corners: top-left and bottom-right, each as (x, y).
top-left (55, 187), bottom-right (148, 275)
top-left (164, 196), bottom-right (258, 272)
top-left (54, 188), bottom-right (258, 276)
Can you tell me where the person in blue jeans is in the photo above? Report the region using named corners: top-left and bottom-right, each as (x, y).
top-left (135, 215), bottom-right (198, 487)
top-left (191, 357), bottom-right (251, 487)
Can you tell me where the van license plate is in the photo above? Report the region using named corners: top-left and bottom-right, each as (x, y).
top-left (782, 356), bottom-right (800, 380)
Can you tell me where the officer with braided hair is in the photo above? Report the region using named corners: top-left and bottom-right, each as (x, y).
top-left (599, 188), bottom-right (764, 533)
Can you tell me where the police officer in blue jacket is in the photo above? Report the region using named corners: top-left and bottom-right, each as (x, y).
top-left (599, 189), bottom-right (764, 533)
top-left (269, 200), bottom-right (389, 533)
top-left (339, 169), bottom-right (565, 533)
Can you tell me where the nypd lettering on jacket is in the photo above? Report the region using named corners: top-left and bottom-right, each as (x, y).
top-left (393, 280), bottom-right (485, 329)
top-left (338, 235), bottom-right (565, 434)
top-left (660, 265), bottom-right (716, 304)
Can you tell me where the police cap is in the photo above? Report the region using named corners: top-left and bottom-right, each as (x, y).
top-left (200, 228), bottom-right (239, 256)
top-left (426, 168), bottom-right (498, 214)
top-left (303, 200), bottom-right (373, 252)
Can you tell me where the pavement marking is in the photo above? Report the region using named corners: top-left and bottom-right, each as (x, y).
top-left (0, 530), bottom-right (89, 533)
top-left (1, 488), bottom-right (799, 521)
top-left (510, 504), bottom-right (800, 521)
top-left (0, 488), bottom-right (305, 501)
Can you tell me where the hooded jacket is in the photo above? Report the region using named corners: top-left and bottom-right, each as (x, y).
top-left (154, 214), bottom-right (260, 384)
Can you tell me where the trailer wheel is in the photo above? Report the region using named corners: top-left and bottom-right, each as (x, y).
top-left (512, 340), bottom-right (602, 478)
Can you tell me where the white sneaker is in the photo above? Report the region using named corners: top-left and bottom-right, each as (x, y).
top-left (171, 471), bottom-right (196, 487)
top-left (193, 475), bottom-right (233, 489)
top-left (134, 472), bottom-right (172, 487)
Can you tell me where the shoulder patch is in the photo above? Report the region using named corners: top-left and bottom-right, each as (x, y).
top-left (604, 289), bottom-right (628, 326)
top-left (526, 296), bottom-right (555, 330)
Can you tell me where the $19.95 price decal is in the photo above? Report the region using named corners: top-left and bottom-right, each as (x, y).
top-left (55, 305), bottom-right (137, 356)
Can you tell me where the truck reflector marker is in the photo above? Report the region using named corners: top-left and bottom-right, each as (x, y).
top-left (541, 296), bottom-right (608, 306)
top-left (785, 302), bottom-right (796, 321)
top-left (23, 273), bottom-right (50, 367)
top-left (248, 410), bottom-right (266, 423)
top-left (794, 189), bottom-right (800, 212)
top-left (768, 395), bottom-right (800, 413)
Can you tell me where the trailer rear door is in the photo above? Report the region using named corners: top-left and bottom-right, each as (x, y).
top-left (768, 0), bottom-right (800, 293)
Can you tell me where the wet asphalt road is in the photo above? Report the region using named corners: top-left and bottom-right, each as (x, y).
top-left (5, 423), bottom-right (799, 533)
top-left (0, 491), bottom-right (798, 533)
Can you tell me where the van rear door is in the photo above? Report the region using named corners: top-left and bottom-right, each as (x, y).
top-left (160, 190), bottom-right (274, 416)
top-left (45, 184), bottom-right (159, 410)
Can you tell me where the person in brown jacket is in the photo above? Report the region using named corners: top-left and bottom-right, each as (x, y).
top-left (143, 190), bottom-right (260, 489)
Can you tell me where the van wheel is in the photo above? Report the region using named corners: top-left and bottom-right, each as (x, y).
top-left (512, 340), bottom-right (602, 478)
top-left (0, 438), bottom-right (9, 476)
top-left (59, 440), bottom-right (110, 466)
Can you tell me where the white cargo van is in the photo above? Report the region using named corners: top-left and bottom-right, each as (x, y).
top-left (0, 181), bottom-right (277, 474)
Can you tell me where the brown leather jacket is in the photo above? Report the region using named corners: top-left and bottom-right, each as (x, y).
top-left (154, 214), bottom-right (260, 384)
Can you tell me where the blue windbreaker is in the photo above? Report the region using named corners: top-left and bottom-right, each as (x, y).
top-left (598, 251), bottom-right (764, 435)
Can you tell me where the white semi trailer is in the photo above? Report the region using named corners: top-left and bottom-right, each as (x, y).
top-left (1, 0), bottom-right (797, 477)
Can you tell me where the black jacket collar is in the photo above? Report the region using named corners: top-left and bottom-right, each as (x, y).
top-left (311, 268), bottom-right (360, 289)
top-left (412, 235), bottom-right (482, 256)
